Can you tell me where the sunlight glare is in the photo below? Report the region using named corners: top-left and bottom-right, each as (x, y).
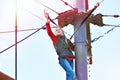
top-left (17, 0), bottom-right (34, 11)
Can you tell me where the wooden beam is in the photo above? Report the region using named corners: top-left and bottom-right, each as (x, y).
top-left (0, 72), bottom-right (14, 80)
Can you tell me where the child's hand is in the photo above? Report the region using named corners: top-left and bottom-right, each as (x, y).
top-left (44, 10), bottom-right (49, 21)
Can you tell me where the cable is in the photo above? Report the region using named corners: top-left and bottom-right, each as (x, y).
top-left (102, 14), bottom-right (120, 18)
top-left (91, 27), bottom-right (116, 43)
top-left (75, 24), bottom-right (118, 44)
top-left (60, 0), bottom-right (74, 9)
top-left (26, 9), bottom-right (45, 21)
top-left (0, 25), bottom-right (45, 54)
top-left (34, 0), bottom-right (59, 14)
top-left (104, 24), bottom-right (120, 27)
top-left (0, 27), bottom-right (56, 34)
top-left (91, 24), bottom-right (120, 43)
top-left (0, 9), bottom-right (57, 34)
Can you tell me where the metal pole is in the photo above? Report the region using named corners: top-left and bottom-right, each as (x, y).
top-left (73, 0), bottom-right (88, 80)
top-left (15, 0), bottom-right (18, 80)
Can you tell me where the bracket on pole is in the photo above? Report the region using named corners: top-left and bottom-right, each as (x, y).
top-left (57, 8), bottom-right (78, 27)
top-left (87, 13), bottom-right (104, 27)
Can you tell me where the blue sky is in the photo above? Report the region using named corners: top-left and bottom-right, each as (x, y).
top-left (0, 0), bottom-right (120, 80)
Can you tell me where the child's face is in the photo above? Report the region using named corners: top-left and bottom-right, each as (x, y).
top-left (55, 27), bottom-right (63, 36)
